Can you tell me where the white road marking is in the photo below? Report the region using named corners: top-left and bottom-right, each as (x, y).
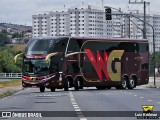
top-left (75, 109), bottom-right (81, 111)
top-left (69, 91), bottom-right (88, 120)
top-left (72, 102), bottom-right (78, 105)
top-left (140, 97), bottom-right (144, 99)
top-left (156, 102), bottom-right (160, 104)
top-left (74, 106), bottom-right (80, 108)
top-left (78, 114), bottom-right (84, 117)
top-left (73, 104), bottom-right (78, 107)
top-left (134, 95), bottom-right (137, 96)
top-left (80, 118), bottom-right (88, 120)
top-left (148, 99), bottom-right (152, 101)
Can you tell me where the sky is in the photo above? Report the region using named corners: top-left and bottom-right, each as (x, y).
top-left (0, 0), bottom-right (159, 26)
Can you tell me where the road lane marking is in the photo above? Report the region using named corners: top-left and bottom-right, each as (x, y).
top-left (134, 95), bottom-right (137, 96)
top-left (72, 102), bottom-right (77, 105)
top-left (140, 97), bottom-right (144, 99)
top-left (74, 106), bottom-right (80, 109)
top-left (69, 91), bottom-right (88, 120)
top-left (73, 104), bottom-right (78, 107)
top-left (78, 114), bottom-right (84, 117)
top-left (157, 102), bottom-right (160, 104)
top-left (148, 99), bottom-right (152, 102)
top-left (80, 118), bottom-right (88, 120)
top-left (75, 109), bottom-right (81, 111)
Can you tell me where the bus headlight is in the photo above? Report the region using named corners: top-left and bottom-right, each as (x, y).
top-left (59, 72), bottom-right (63, 81)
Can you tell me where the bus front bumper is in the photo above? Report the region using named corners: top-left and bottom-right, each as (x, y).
top-left (22, 75), bottom-right (56, 87)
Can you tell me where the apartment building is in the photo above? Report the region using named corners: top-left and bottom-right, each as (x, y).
top-left (32, 5), bottom-right (124, 37)
top-left (32, 5), bottom-right (160, 52)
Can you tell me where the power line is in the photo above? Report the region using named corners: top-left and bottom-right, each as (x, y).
top-left (122, 2), bottom-right (129, 12)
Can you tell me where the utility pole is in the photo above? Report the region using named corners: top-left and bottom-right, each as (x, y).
top-left (144, 1), bottom-right (146, 39)
top-left (129, 16), bottom-right (130, 38)
top-left (129, 0), bottom-right (150, 39)
top-left (121, 24), bottom-right (123, 38)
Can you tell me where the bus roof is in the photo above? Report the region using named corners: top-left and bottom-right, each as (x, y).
top-left (32, 36), bottom-right (148, 43)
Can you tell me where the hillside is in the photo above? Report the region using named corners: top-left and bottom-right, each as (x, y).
top-left (0, 23), bottom-right (32, 32)
top-left (5, 44), bottom-right (26, 52)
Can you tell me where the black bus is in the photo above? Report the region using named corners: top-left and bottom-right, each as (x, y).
top-left (14, 36), bottom-right (149, 92)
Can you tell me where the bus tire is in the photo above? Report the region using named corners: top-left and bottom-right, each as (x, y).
top-left (79, 78), bottom-right (83, 89)
top-left (74, 77), bottom-right (80, 91)
top-left (51, 87), bottom-right (55, 92)
top-left (116, 86), bottom-right (121, 89)
top-left (128, 77), bottom-right (136, 89)
top-left (64, 78), bottom-right (69, 91)
top-left (107, 86), bottom-right (111, 89)
top-left (121, 77), bottom-right (128, 89)
top-left (40, 86), bottom-right (45, 92)
top-left (96, 86), bottom-right (106, 90)
top-left (96, 86), bottom-right (101, 90)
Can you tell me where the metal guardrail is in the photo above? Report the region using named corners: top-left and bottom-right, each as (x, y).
top-left (0, 73), bottom-right (22, 79)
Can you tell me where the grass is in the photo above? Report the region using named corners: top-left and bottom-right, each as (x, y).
top-left (6, 44), bottom-right (26, 52)
top-left (0, 79), bottom-right (21, 88)
top-left (0, 80), bottom-right (22, 99)
top-left (0, 90), bottom-right (17, 99)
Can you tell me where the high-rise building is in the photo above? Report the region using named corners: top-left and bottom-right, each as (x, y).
top-left (32, 5), bottom-right (160, 52)
top-left (32, 5), bottom-right (123, 38)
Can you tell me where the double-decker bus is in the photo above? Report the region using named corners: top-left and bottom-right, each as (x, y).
top-left (14, 36), bottom-right (149, 92)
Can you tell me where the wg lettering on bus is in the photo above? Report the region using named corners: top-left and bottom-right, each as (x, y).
top-left (84, 49), bottom-right (124, 81)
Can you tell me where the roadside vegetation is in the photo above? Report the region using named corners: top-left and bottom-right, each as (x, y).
top-left (0, 80), bottom-right (22, 99)
top-left (0, 80), bottom-right (21, 88)
top-left (0, 90), bottom-right (17, 99)
top-left (150, 52), bottom-right (160, 76)
top-left (0, 44), bottom-right (26, 73)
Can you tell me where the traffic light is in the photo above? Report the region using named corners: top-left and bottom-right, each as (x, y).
top-left (105, 8), bottom-right (112, 20)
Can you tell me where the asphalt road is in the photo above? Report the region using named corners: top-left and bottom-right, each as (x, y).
top-left (0, 86), bottom-right (160, 120)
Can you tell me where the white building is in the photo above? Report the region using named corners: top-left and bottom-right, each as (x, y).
top-left (122, 12), bottom-right (160, 52)
top-left (32, 5), bottom-right (123, 38)
top-left (32, 5), bottom-right (160, 52)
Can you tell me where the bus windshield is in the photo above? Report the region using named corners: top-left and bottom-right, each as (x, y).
top-left (25, 39), bottom-right (55, 55)
top-left (23, 59), bottom-right (50, 76)
top-left (25, 37), bottom-right (69, 55)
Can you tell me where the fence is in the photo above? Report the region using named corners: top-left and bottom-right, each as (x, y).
top-left (0, 73), bottom-right (22, 79)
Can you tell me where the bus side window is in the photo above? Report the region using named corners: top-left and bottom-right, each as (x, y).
top-left (67, 38), bottom-right (82, 54)
top-left (53, 39), bottom-right (68, 53)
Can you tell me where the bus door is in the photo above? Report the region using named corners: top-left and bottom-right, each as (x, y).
top-left (65, 38), bottom-right (82, 75)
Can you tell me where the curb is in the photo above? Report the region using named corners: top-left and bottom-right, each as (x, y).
top-left (146, 85), bottom-right (160, 88)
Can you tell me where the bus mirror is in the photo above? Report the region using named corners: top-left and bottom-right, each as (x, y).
top-left (14, 53), bottom-right (23, 64)
top-left (45, 52), bottom-right (58, 64)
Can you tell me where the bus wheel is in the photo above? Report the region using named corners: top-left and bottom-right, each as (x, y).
top-left (116, 86), bottom-right (121, 89)
top-left (79, 78), bottom-right (83, 89)
top-left (64, 78), bottom-right (69, 91)
top-left (96, 86), bottom-right (106, 90)
top-left (40, 86), bottom-right (45, 92)
top-left (96, 86), bottom-right (101, 90)
top-left (128, 78), bottom-right (136, 89)
top-left (107, 86), bottom-right (111, 89)
top-left (75, 78), bottom-right (80, 91)
top-left (51, 88), bottom-right (55, 92)
top-left (121, 77), bottom-right (127, 89)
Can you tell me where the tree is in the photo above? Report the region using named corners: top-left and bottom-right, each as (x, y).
top-left (0, 30), bottom-right (10, 45)
top-left (0, 47), bottom-right (22, 73)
